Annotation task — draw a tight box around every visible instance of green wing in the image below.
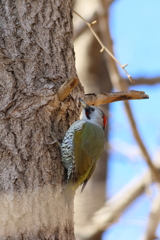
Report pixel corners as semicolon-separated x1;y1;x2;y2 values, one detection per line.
73;122;105;190
81;163;96;192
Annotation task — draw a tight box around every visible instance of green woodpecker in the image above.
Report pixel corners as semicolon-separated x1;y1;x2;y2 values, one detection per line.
61;98;107;196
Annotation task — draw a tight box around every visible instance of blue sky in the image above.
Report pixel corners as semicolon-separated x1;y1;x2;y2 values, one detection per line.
109;0;160;78
103;0;160;239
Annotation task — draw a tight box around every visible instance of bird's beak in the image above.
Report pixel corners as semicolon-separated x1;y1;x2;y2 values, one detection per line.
78;98;90;110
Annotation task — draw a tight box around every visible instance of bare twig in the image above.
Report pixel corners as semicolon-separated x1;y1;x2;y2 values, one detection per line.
141;191;160;240
84;90;149;106
74;0;116;40
96;1;160;183
57;77;79;101
73;10;134;83
73;15;160;82
74;12;97;40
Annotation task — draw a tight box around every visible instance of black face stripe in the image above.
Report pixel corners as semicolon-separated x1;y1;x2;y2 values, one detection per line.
85;108;90;119
85;107;94;119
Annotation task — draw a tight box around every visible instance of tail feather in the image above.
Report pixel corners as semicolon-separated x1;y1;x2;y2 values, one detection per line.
63;183;75;206
81;179;88;193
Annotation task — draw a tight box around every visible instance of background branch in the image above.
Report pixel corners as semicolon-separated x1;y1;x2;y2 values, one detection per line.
141;191;160;240
127;77;160;86
76;168;155;240
96;1;160;183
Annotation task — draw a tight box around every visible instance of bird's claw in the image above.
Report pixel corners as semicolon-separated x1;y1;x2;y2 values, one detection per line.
46;132;61;149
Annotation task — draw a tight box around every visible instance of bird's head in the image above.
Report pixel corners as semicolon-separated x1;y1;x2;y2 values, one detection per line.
79;98;107;130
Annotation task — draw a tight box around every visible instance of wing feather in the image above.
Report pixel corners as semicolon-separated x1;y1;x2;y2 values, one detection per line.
73;122;105;189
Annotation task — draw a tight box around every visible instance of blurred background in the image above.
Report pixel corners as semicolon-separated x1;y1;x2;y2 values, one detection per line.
73;0;160;240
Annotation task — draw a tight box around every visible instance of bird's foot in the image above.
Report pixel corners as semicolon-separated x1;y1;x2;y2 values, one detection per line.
47;132;61;149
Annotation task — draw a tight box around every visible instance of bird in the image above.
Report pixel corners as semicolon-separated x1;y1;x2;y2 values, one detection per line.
61;98;107;200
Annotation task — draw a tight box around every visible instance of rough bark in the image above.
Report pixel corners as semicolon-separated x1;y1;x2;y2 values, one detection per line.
0;0;83;239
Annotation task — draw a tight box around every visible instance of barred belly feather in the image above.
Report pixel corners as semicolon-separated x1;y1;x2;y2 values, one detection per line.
61;99;106;202
61;121;84;182
61;120;105;192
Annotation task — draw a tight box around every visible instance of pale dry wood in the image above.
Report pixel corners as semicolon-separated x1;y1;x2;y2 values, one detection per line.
84;90;149;106
57;77;79;101
141;191;160;240
55;80;149;106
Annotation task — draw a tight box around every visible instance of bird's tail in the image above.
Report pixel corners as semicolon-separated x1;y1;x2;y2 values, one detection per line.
63;183;75;206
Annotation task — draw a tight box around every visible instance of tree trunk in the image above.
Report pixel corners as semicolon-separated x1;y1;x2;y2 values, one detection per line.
0;0;83;239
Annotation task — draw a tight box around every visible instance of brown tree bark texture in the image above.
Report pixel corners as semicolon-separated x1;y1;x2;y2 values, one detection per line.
0;0;83;239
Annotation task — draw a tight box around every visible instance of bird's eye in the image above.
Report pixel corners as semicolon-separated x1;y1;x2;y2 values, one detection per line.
90;107;95;112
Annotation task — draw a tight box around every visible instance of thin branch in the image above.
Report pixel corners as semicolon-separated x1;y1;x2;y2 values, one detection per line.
124;101;160;183
73;10;134;83
56;77;79;101
74;12;97;40
74;0;116;41
127;77;160;86
84;90;149;106
76;168;154;239
141;191;160;240
96;2;160;183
